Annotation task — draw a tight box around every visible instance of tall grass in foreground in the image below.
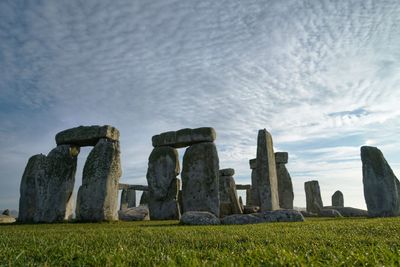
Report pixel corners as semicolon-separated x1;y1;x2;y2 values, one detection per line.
1;217;399;266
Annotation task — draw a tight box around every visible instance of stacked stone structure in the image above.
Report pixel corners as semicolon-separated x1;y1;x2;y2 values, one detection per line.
18;125;122;223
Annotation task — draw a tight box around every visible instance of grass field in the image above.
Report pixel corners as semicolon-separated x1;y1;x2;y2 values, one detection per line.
1;217;399;266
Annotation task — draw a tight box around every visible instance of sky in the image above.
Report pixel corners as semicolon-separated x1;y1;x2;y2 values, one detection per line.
1;0;400;211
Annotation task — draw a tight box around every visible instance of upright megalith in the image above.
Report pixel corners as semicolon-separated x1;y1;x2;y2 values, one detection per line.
256;129;279;211
76;138;122;221
275;152;294;209
332;191;344;207
146;146;180;220
56;125;119;147
219;168;242;217
249;159;259;207
361;146;400;217
120;188;136;210
304;180;323;214
182;142;220;216
18;155;47;222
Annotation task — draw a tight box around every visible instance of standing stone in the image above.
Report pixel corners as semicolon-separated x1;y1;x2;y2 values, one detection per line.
246;189;252;206
219;174;242;217
304;180;323;214
182;142;220;216
146;146;180;220
361;146;400;217
332;190;344;207
35;145;78;223
120;188;136;210
249;159;260;207
76;139;122;221
140;191;150;205
275;152;294;209
256;129;279;211
18;154;46;222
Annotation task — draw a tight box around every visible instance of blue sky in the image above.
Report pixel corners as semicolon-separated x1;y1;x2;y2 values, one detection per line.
1;0;399;210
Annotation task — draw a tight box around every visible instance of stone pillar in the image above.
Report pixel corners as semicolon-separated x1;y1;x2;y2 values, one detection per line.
219;168;242;217
256;129;279;211
249;159;260;207
120;188;136;210
182;142;220;216
246;189;252;206
361;146;400;217
332;190;344;207
304;180;323;214
140;191;149;205
275;152;294;209
76;138;122;221
146;146;180;220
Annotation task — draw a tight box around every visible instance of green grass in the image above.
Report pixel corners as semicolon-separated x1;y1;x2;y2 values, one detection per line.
1;217;399;266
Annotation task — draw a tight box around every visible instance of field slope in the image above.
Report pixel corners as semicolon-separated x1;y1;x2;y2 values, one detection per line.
1;217;399;266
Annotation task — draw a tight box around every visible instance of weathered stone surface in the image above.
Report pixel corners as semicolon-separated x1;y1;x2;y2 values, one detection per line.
180;211;220;225
275;152;288;164
250;168;260;207
305;180;323;214
119;184;148;191
219;168;235;176
146;146;180;220
300;211;318;217
0;215;16;224
76;139;122;221
140;191;150;205
331;207;368;217
361;146;400;217
152;127;216;148
236;184;251;190
276;160;294;209
2;209;10;216
249;159;257;169
182;142;220;216
332;191;344;207
56;125;119;147
120;188;136;210
18;154;46;223
239;196;244;211
256;129;279;211
243;205;260;214
318;209;342;217
222;210;304;225
219;176;242;216
246;189;252;206
118;206;150;221
35;145;77;223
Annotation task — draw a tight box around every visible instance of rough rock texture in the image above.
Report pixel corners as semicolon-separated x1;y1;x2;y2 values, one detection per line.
250;163;260;207
275;152;288;164
56;125;119;147
318;209;342;217
118;206;150;221
0;215;16;224
222;210;304;225
140;191;150;205
331;207;368;217
246;189;252;206
256;129;279;211
18;154;46;222
35;145;78;223
239;196;244;211
180;211;220;225
276;154;294;209
243;206;260;214
219;175;242;217
120;188;136;210
332;191;344;207
76;139;122;221
249;159;257;169
182;142;220;216
152;127;216;148
305;180;323;214
361;146;400;217
219;168;235;176
146;146;180;220
300;211;318;217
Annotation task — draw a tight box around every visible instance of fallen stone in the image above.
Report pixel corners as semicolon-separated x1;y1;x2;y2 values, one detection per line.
76;139;122;222
221;214;264;225
332;191;344;207
180;211;220;225
56;125;119;147
324;206;368;217
243;205;260;214
256;129;279;211
146;146;180;220
182;142;220;216
275;152;288;164
304;180;323;214
118;206;150;221
219;168;235;176
0;215;16;224
276;156;294;209
152;127;216;148
318;209;342;217
300;210;318;217
222;210;304;225
361;146;400;217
